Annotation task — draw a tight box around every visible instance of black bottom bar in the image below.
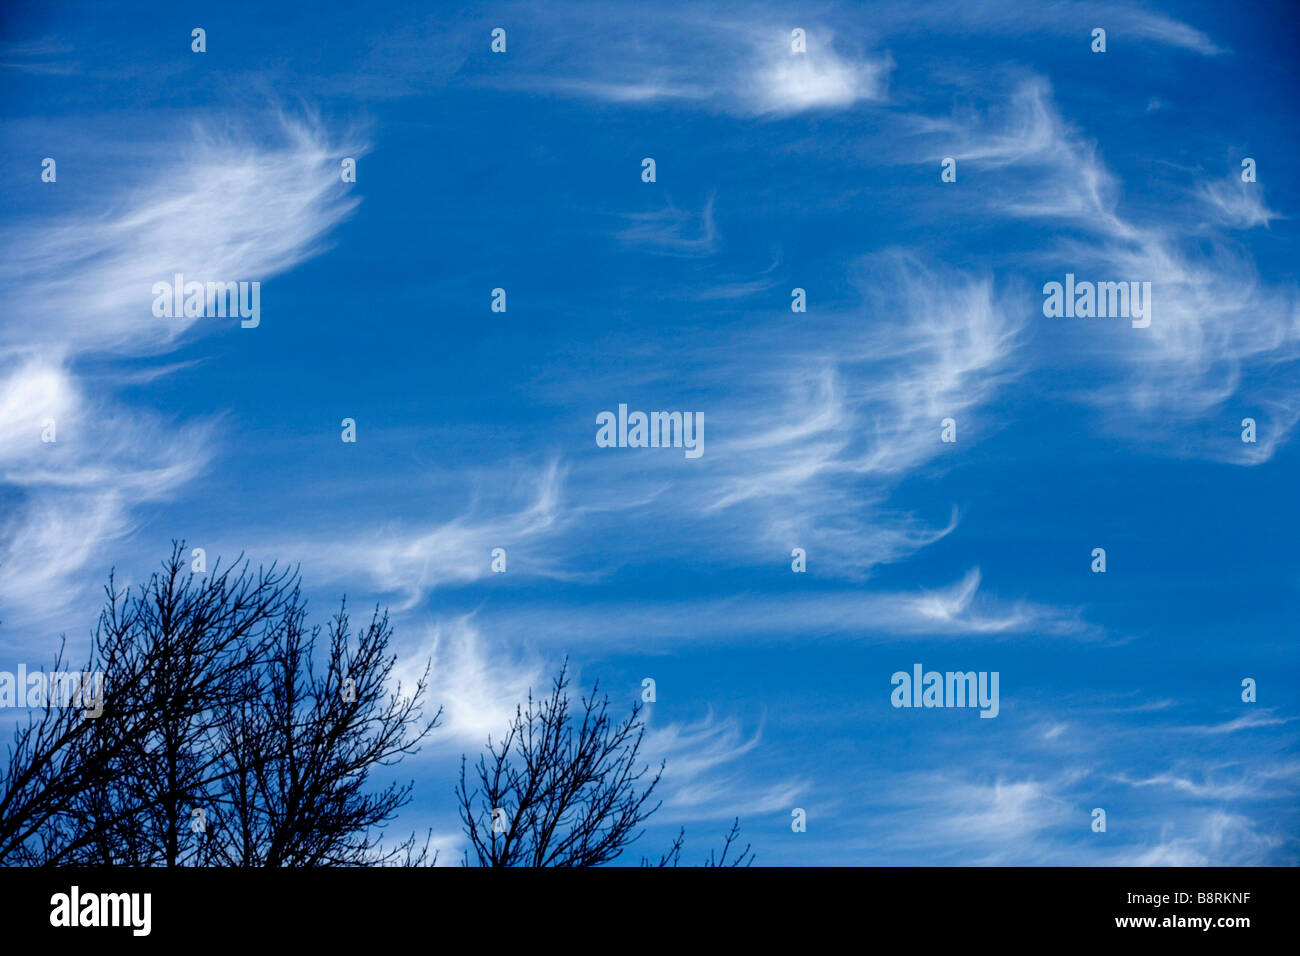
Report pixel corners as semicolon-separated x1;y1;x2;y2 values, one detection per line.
1;866;1292;942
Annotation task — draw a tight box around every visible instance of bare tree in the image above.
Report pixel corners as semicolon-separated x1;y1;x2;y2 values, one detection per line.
207;601;440;866
458;661;756;867
0;636;132;865
1;542;439;867
67;544;301;866
643;818;755;867
457;661;663;866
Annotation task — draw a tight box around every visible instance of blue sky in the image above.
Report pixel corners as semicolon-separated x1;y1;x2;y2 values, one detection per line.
1;0;1298;864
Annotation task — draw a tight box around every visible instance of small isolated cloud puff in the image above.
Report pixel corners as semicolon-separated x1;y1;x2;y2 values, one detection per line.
744;29;891;116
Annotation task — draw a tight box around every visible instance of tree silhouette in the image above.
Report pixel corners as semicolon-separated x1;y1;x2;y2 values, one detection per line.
643;818;755;867
0;543;439;866
458;660;754;867
5;546;753;868
73;545;302;865
0;636;129;865
457;661;662;866
208;601;439;866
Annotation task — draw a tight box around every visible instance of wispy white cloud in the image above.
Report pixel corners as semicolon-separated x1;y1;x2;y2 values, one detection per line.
854;725;1297;864
691;257;782;301
1118;759;1300;802
1199;174;1282;230
863;772;1081;864
617;195;719;258
692;252;1024;574
267;244;1036;608
0;38;81;75
1120;8;1225;55
1179;709;1293;735
535;76;713;105
918;78;1300;462
483;11;890;118
1111;811;1283;866
0;115;366;629
0;355;212;627
282;460;573;610
2;117;364;356
477;567;1095;647
395;616;550;751
646;710;809;822
900;780;1288;866
861;0;1224;56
